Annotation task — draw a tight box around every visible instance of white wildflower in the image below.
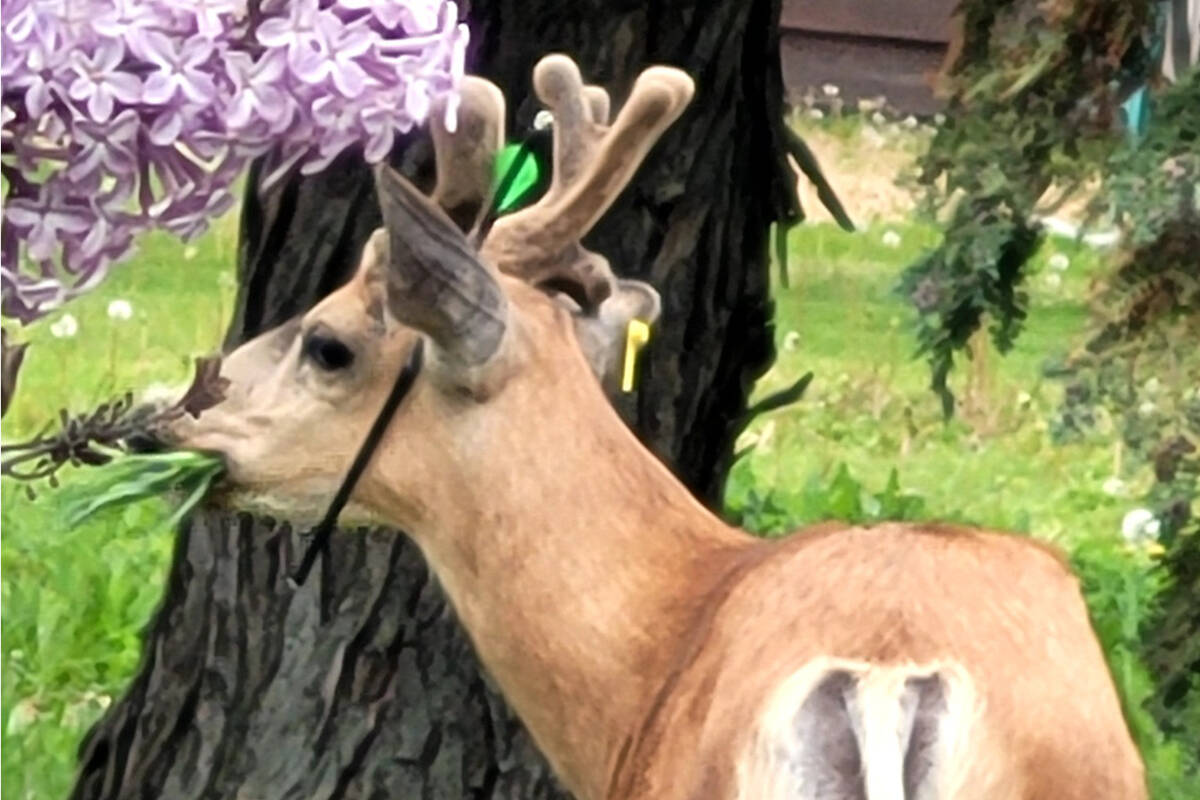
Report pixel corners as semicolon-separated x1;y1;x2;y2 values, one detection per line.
934;113;947;126
821;83;840;97
1143;377;1161;395
1048;253;1070;271
1138;401;1157;417
808;108;825;120
781;330;801;352
49;313;78;338
107;299;133;320
871;111;887;127
1121;508;1161;544
902;115;919;129
1102;476;1126;497
1016;391;1033;407
881;230;902;248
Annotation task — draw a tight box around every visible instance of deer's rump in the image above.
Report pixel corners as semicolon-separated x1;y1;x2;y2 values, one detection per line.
613;523;1146;800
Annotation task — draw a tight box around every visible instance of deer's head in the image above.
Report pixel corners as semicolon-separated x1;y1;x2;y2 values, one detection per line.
155;56;693;526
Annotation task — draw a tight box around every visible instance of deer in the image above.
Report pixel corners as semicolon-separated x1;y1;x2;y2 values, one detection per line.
139;55;1147;800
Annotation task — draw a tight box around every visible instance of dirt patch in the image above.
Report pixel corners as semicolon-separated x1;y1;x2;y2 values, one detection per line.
789;119;927;224
789;117;1104;228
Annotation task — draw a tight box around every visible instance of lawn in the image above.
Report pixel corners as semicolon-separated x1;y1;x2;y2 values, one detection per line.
1;203;1195;796
728;220;1137;543
1;215;239;799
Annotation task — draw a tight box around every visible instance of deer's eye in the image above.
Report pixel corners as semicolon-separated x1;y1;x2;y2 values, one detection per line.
302;333;355;372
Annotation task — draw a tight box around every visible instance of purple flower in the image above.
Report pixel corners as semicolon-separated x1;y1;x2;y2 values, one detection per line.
3;0;61;50
224;49;294;135
309;96;365;168
39;0;95;46
67;40;141;122
259;3;374;97
93;0;166;59
76;213;112;258
141;32;218;106
322;22;374;97
160;188;235;240
66;110;140;185
164;0;246;37
148;109;185;146
256;0;329;83
3;0;467;324
341;0;440;34
1;271;65;320
4;182;93;261
359;91;416;162
14;40;69;117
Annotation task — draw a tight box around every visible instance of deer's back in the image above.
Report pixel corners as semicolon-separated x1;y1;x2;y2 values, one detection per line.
611;522;1146;800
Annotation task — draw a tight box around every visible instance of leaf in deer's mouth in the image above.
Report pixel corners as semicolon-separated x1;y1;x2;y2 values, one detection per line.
0;354;227;490
60;450;224;528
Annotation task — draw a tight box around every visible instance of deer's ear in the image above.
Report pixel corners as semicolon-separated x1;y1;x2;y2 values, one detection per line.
572;279;661;390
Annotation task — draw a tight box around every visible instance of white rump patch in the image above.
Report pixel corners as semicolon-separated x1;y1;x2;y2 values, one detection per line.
737;658;974;800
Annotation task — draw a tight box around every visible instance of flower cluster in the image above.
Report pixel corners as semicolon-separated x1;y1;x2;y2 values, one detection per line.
1;0;468;322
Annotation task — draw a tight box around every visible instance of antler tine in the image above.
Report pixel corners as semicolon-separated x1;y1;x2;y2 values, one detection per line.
430;77;507;232
541;66;694;240
582;85;611;126
481;56;694;311
526;56;608;207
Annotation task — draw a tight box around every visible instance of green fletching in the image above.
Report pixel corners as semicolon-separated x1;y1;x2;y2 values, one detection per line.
493;144;540;213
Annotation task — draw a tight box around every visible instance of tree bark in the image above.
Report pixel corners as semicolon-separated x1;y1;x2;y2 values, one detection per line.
72;1;796;797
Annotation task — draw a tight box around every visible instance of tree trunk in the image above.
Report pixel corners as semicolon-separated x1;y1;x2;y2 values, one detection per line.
71;1;796;796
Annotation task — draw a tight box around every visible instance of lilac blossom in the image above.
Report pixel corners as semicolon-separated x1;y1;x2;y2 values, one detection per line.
67;40;143;122
140;33;218;106
2;0;469;322
4;183;94;262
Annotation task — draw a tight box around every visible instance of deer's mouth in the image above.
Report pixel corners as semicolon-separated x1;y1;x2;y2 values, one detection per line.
124;429;168;454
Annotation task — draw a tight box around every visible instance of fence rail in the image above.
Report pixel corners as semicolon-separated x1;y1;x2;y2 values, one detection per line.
779;0;956;115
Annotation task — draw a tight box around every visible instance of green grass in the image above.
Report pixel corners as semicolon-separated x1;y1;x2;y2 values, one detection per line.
1;218;238;799
729;220;1142;544
1;211;1194;797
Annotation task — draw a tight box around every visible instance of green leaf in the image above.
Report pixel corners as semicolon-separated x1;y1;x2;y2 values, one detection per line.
58;452;223;528
493;144;540;213
825;464;864;520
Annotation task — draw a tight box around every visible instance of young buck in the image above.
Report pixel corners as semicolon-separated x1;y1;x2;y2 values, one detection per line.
149;56;1146;800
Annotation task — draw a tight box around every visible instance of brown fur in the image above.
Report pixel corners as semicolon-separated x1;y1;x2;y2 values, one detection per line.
168;261;1146;799
161;56;1145;800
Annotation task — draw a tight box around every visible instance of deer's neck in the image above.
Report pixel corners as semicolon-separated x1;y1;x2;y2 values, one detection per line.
374;398;752;799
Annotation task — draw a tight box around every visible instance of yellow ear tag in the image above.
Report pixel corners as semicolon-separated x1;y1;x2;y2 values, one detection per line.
622;319;651;393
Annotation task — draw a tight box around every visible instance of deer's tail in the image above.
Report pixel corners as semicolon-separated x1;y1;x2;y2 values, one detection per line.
739;658;975;800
